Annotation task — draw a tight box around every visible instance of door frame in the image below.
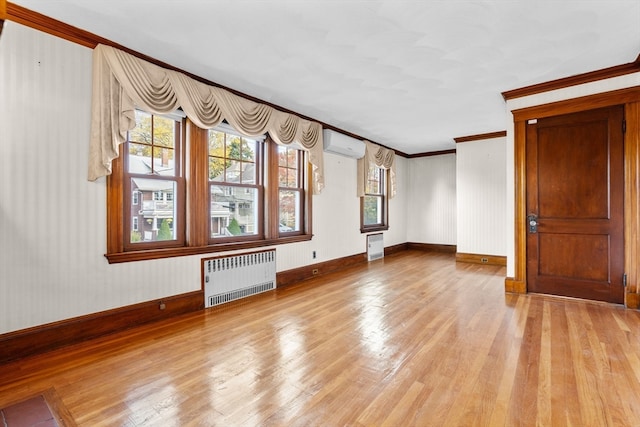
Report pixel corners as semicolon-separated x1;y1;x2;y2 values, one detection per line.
506;86;640;308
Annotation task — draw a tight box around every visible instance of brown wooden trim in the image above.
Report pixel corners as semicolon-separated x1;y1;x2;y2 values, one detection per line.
0;0;6;36
277;253;367;287
0;291;203;365
390;148;410;158
406;149;456;159
385;242;409;256
512;86;640;122
454;131;507;143
7;2;117;49
0;387;77;427
625;101;640;305
267;136;280;237
105;234;313;263
504;277;526;293
43;388;77;427
456;252;506;266
106;155;124;255
407;242;457;253
502;54;640;100
625;292;640;309
186;122;209;247
512;119;527;293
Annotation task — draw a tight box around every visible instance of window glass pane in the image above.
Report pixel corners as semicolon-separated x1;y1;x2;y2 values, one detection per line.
209;157;226;181
152;116;175;148
366;166;381;194
128;143;153;174
209;130;258;184
278;146;299;187
129;110;152;144
128;112;177;176
129;178;177;243
209;130;225;155
278;146;298;167
363;195;382;225
226;135;243;160
279;189;300;232
241;138;256;162
210;185;258;238
225;160;241;182
152;146;175;176
241;161;256;184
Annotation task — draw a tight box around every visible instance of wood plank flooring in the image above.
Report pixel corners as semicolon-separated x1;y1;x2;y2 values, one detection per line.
2;250;640;426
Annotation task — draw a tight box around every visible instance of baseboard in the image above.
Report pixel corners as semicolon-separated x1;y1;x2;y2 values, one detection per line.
277;253;368;288
407;242;457;253
0;291;203;365
385;242;409;256
456;252;506;266
505;277;526;294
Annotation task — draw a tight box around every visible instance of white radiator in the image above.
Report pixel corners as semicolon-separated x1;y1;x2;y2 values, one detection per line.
367;233;384;261
203;249;276;308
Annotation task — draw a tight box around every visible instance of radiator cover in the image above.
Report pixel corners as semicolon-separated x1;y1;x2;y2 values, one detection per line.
203;249;276;308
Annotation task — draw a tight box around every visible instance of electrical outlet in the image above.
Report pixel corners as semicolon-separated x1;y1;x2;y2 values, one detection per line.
159;301;166;310
312;268;319;275
481;258;488;263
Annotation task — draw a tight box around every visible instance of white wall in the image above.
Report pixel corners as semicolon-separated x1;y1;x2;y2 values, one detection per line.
456;137;506;256
406;154;457;245
0;22;411;334
504;72;640;277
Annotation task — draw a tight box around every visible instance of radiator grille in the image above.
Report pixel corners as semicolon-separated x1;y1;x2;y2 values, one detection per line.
367;233;384;261
203;249;276;308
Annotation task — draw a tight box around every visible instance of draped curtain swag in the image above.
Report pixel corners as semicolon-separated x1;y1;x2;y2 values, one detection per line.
357;140;397;199
87;44;325;194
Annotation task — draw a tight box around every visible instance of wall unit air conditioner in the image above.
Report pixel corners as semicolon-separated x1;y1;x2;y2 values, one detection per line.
323;129;366;159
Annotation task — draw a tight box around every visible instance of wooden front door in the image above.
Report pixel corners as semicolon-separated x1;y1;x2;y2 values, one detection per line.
526;105;625;303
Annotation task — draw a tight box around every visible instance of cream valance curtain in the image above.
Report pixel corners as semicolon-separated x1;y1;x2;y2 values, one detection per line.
87;44;325;194
357;140;397;199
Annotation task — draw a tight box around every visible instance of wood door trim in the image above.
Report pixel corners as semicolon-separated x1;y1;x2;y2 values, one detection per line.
624;101;640;308
509;86;640;307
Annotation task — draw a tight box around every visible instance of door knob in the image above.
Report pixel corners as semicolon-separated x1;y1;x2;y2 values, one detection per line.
527;213;538;233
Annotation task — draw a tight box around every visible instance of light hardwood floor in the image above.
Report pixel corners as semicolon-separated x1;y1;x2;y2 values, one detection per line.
2;250;640;426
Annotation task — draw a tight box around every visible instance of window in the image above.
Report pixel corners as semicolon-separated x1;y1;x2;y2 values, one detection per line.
106;112;312;263
278;146;304;234
122;110;185;250
361;165;388;232
208;129;262;241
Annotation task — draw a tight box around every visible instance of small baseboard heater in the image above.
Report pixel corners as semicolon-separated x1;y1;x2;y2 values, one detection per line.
367;233;384;261
203;249;276;308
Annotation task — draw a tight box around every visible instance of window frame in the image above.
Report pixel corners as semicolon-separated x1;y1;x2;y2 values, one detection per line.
121;111;186;252
277;145;306;237
360;165;389;233
207;128;265;243
105;116;313;264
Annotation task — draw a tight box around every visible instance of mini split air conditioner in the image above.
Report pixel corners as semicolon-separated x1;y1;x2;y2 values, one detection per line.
323;129;366;159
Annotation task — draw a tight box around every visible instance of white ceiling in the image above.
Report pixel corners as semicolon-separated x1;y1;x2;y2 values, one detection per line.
12;0;640;154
